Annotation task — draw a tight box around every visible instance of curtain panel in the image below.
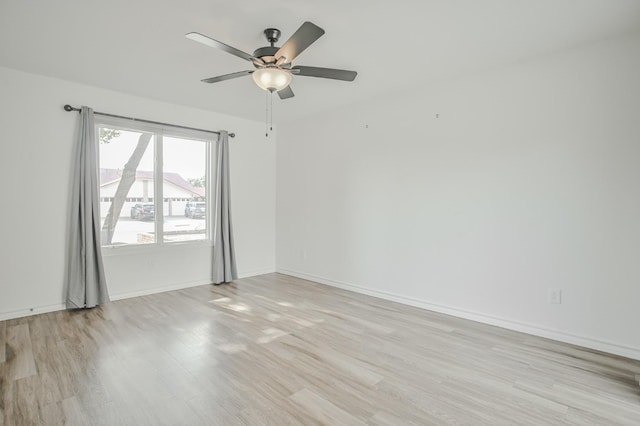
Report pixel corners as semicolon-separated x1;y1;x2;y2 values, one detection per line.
65;106;110;308
212;131;238;284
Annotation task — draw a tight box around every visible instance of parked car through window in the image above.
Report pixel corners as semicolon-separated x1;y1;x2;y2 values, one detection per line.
130;203;155;221
185;202;206;218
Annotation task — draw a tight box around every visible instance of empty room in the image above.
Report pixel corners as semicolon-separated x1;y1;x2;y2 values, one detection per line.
1;0;640;424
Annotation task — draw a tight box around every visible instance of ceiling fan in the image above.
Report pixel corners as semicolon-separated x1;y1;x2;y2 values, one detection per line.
186;22;357;99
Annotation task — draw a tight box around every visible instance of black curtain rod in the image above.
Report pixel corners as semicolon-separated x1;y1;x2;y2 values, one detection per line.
63;105;235;138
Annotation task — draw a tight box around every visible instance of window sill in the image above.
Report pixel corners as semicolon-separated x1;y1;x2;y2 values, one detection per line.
101;239;214;257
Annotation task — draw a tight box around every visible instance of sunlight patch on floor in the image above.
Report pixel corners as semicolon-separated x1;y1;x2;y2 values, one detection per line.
257;328;290;344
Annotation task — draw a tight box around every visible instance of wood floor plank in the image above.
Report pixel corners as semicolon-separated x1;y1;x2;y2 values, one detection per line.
39;401;64;426
4;375;41;425
40;396;89;426
1;273;639;425
280;334;385;387
0;365;5;426
4;324;36;381
290;388;367;426
0;322;6;363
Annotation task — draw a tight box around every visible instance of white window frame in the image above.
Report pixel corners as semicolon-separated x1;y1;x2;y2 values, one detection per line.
95;115;216;253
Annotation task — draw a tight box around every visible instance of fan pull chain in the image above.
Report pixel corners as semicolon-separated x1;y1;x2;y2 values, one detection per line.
270;91;274;132
265;90;269;137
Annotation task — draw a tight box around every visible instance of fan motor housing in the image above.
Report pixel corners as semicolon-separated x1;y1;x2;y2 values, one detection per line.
252;46;288;67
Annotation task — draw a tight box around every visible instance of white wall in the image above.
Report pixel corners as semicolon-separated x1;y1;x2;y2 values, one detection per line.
0;66;275;319
276;33;640;359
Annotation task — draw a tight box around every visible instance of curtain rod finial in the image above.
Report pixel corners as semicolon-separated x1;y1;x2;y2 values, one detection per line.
64;105;73;111
229;133;235;138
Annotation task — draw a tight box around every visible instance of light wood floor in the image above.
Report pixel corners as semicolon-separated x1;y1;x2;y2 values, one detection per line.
1;273;640;425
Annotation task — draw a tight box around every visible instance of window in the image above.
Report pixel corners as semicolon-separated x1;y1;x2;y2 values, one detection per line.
96;117;215;247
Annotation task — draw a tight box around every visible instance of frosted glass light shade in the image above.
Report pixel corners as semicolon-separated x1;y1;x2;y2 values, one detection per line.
252;68;292;92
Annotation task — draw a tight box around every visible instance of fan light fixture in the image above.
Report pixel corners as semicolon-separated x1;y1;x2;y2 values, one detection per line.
252;68;292;92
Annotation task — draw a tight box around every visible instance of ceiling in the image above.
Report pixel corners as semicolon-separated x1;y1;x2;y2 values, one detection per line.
2;0;640;123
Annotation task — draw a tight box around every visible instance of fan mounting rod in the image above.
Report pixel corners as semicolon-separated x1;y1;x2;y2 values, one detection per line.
264;28;281;46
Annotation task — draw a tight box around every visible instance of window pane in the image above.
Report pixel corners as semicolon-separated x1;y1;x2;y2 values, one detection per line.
99;127;155;245
163;136;207;242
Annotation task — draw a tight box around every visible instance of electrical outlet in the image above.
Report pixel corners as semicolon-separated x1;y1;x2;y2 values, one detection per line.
548;289;562;304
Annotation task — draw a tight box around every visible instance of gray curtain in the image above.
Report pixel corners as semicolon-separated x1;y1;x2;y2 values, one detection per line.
65;106;110;308
212;131;238;284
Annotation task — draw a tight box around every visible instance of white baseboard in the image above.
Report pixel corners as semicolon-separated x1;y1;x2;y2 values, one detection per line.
0;303;66;321
111;268;276;300
0;268;276;321
0;279;212;321
238;268;276;279
277;268;640;361
110;279;214;301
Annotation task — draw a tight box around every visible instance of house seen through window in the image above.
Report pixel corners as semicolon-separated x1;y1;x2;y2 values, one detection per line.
97;118;213;247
